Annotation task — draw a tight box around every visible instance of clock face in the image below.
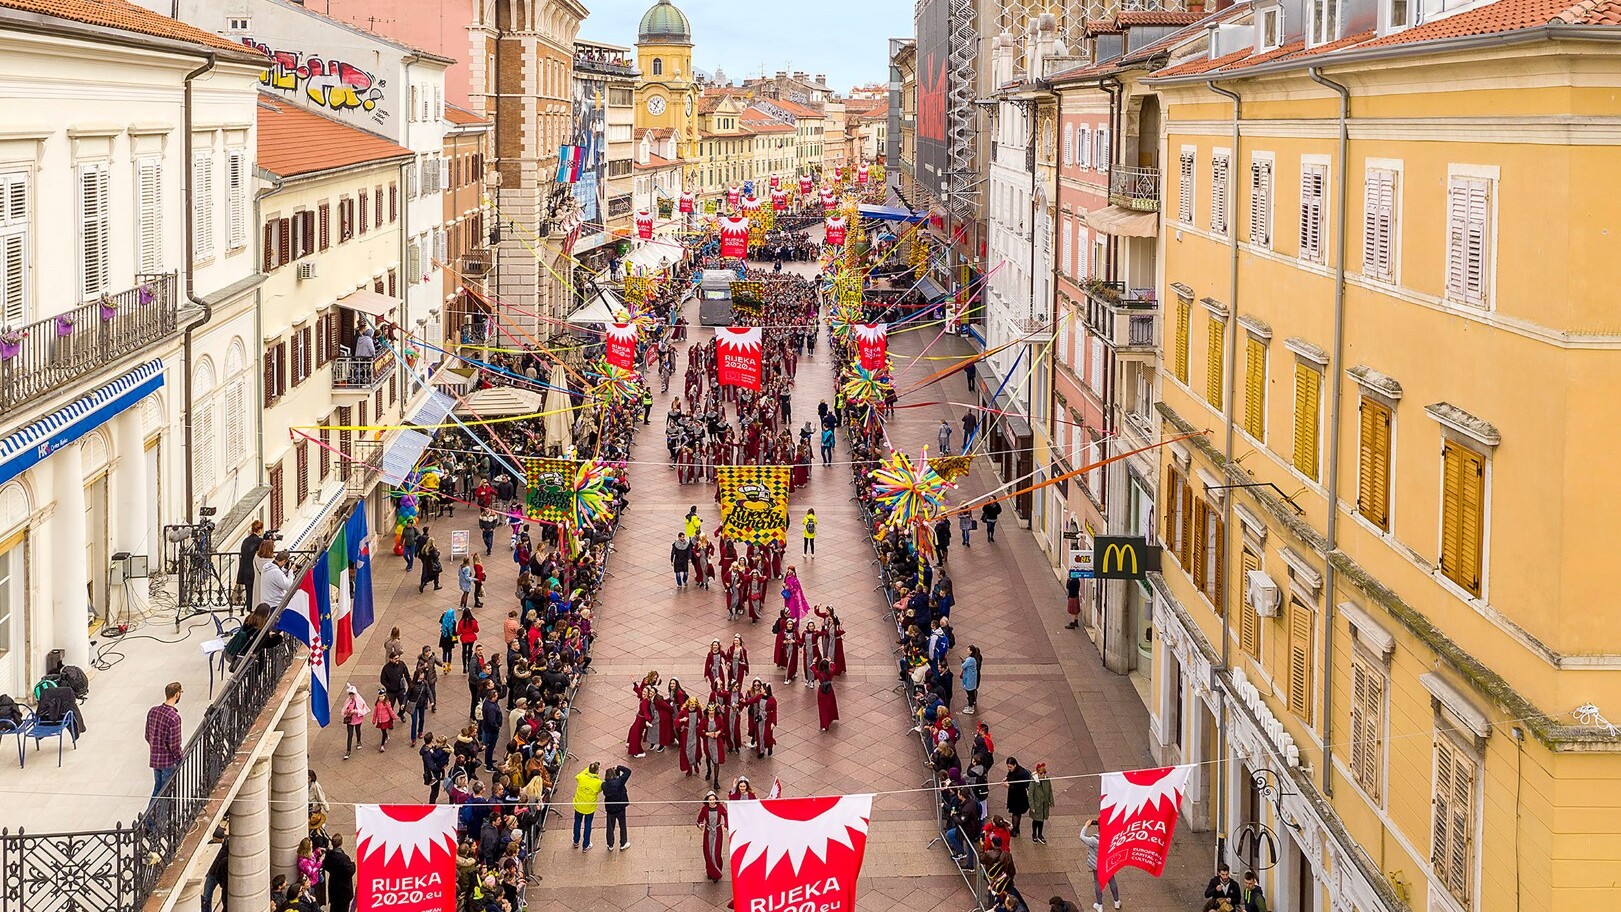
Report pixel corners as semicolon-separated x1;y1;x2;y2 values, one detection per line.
647;95;668;116
685;95;694;116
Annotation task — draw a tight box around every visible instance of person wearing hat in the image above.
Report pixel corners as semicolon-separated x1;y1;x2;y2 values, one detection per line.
1028;762;1054;844
728;776;758;801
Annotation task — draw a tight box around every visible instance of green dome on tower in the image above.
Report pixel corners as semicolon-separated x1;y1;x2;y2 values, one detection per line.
638;0;692;44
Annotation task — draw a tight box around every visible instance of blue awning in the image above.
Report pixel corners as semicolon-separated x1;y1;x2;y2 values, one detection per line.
917;278;950;303
858;204;925;224
0;359;166;486
408;390;457;429
380;429;434;487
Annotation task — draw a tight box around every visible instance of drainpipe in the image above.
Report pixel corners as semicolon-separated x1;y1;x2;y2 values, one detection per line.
1101;76;1122;276
181;53;219;523
1309;66;1351;799
1207;77;1241;867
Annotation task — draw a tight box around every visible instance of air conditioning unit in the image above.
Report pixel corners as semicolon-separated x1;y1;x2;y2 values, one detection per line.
298;261;318;280
1246;569;1281;617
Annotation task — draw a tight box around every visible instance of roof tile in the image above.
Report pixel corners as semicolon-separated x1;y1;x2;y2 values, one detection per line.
0;0;256;54
257;93;412;179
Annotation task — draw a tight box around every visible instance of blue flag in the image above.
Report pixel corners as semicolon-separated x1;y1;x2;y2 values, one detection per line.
346;506;375;638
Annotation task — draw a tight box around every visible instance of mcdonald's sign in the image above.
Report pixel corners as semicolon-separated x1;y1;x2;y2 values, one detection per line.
1092;536;1161;580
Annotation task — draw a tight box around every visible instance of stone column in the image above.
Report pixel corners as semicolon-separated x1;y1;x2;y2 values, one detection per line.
171;874;203;912
270;680;311;880
227;754;273;911
110;406;150;560
49;441;90;669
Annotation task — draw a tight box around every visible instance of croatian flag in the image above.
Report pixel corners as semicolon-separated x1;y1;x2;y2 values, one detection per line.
276;554;333;726
556;146;582;183
347;506;375;640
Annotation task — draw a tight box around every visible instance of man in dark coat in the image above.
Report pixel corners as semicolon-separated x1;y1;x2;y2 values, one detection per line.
601;765;633;850
322;833;356;912
1004;757;1033;837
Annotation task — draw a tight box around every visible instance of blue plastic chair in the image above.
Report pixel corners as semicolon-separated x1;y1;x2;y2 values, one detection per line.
22;709;77;767
0;716;28;767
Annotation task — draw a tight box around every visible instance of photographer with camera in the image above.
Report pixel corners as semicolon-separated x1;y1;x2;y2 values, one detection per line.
236;520;264;604
255;546;295;611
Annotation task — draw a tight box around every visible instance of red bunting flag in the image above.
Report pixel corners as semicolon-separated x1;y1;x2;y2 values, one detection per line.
604;323;638;370
857;165;870;185
719;217;751;259
771;189;788;212
853;323;886;370
716;326;763;390
355;805;457;912
727;186;742;209
1097;766;1193;889
634;211;653;239
729;795;873;912
799;174;814;195
824;217;847;247
679;192;695;214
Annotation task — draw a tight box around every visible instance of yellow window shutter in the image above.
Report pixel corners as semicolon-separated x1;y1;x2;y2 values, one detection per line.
1191;498;1209;590
1211;516;1226;612
1441;443;1485;596
1287;599;1314;722
1207;319;1225;409
1175;300;1190;383
1432;738;1455;869
1362;667;1384;801
1358;400;1392;530
1164;466;1181;551
1447;747;1475;900
1244;337;1266;439
1179;479;1195;568
1349;661;1367;786
1293;364;1321;480
1240;547;1261;656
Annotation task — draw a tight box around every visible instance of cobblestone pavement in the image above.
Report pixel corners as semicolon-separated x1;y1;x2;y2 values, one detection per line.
311;258;1207;912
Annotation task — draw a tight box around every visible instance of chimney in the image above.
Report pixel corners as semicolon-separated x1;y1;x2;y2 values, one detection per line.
815;74;826;85
776;70;788;79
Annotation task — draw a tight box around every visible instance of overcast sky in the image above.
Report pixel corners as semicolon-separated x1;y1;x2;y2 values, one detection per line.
578;0;910;92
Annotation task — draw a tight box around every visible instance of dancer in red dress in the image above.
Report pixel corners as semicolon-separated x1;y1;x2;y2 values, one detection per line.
728;776;758;802
703;640;728;691
815;659;840;731
697;793;728;882
627;684;655;757
700;704;729;790
781;617;801;683
799;619;822;686
675;697;704;777
743;680;777;757
771;609;791;669
816;606;847;676
726;634;749;686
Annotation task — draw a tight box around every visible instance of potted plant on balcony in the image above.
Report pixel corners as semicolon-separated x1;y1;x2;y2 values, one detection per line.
0;329;22;361
138;283;155;306
98;294;118;322
55;313;75;338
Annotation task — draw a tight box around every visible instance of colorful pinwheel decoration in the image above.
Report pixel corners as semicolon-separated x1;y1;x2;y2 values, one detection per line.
869;448;951;533
572;459;614;528
590;362;645;405
841;365;892;408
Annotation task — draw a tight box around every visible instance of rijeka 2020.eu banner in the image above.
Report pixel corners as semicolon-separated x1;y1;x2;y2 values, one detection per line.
728;795;874;912
355;804;457;912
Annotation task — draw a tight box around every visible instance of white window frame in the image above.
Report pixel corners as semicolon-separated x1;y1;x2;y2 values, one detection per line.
77;161;111;302
1299;158;1329;265
1363;160;1402;284
1444;165;1497;310
1249;153;1274;248
1079;126;1091;169
192;150;215;261
1061;219;1074;276
1210;149;1231;237
134;157;163;274
1310;0;1343;46
0;170;28;327
1178;147;1196;224
1259;6;1283;49
1063;124;1074;165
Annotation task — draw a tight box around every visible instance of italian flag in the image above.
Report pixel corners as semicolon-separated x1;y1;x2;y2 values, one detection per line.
330;522;354;666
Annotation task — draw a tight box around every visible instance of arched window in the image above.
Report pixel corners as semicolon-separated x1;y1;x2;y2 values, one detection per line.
652;58;663;76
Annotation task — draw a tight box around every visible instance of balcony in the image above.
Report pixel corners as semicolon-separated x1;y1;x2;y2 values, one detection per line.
0;273;178;412
460;250;492;277
1084;280;1158;355
332;348;396;392
573;52;637;78
1109;166;1161;212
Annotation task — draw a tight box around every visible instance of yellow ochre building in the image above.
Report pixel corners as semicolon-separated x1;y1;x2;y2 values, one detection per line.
1136;0;1621;910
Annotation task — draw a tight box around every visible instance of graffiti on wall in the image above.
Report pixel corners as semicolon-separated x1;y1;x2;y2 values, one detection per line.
242;39;390;124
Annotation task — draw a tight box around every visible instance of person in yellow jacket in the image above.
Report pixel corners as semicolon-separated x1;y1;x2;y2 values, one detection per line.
685;506;703;541
571;761;604;850
802;510;817;557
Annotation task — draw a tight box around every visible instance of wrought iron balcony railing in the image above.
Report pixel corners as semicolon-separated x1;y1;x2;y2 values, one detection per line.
0;273;178;411
332;349;396;392
1109;166;1161;212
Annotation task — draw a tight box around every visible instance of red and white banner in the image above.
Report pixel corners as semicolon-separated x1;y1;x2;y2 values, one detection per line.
742;195;763;214
770;173;781;189
853;323;886;371
635;211;654;239
821;192;838;213
833;166;844;182
823;217;847;247
719;217;751;259
680;192;695;214
729;795;873;912
605;323;638;370
727;186;742;209
716;326;763;391
857;165;870;185
771;189;789;211
799;175;814;195
1097;766;1193;889
355;804;457;912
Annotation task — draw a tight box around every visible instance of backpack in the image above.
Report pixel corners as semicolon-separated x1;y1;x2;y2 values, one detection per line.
805;517;816;536
0;694;20;727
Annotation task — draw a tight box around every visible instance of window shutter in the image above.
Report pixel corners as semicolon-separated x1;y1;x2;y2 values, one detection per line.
227;150;247;249
1440;443;1485;595
1293;363;1321;480
1432;736;1475;904
1178;152;1194;223
277;218;291;266
1;172;29;326
263;345;276;407
301;326;313;380
1209;515;1225;610
1249;160;1271;247
1178;478;1194;569
296;441;309;504
1240;548;1261;657
226;380;245;463
1191;499;1209;590
1206;318;1225;409
319;203;331;250
1350;659;1369;789
276;342;287;398
409;240;422;279
1244;337;1266;439
1210;154;1229;235
319;423;331;481
1357;399;1392;530
1447;178;1490;306
79;163;110;300
136;159;163;273
1300;165;1325;263
1364;169;1395;282
1287;599;1314;722
374;185;384;228
268;462;284;530
193;152;214;260
1174;299;1190;383
195;399;215;495
338;406;353;481
390;183;398;222
1164;467;1182;555
358;190;370;235
1063;125;1073;164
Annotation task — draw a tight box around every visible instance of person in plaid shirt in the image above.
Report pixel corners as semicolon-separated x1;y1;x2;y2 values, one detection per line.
145;682;184;794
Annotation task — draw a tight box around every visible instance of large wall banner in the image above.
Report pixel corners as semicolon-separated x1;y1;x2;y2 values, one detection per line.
355;804;458;912
1097;765;1193;888
915;0;952;198
605;323;639;370
718;465;790;545
716;326;763;390
729;795;874;912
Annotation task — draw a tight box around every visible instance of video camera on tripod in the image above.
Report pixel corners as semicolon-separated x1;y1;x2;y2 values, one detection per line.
164;507;226;612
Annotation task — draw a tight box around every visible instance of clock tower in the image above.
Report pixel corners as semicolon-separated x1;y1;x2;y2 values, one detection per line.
635;0;697;142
